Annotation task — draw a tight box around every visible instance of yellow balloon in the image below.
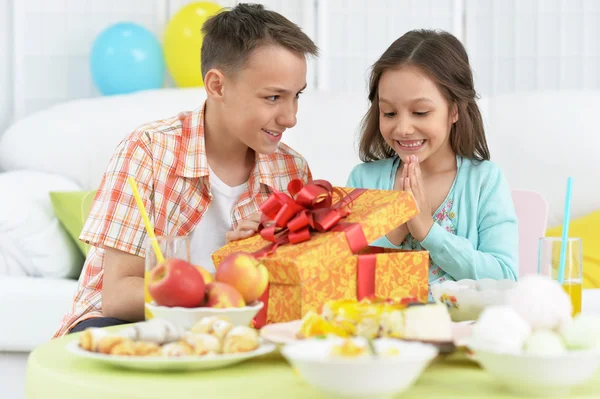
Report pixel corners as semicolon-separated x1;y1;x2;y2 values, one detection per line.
164;2;224;87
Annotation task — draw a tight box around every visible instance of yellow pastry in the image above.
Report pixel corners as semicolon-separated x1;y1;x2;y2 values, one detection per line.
97;335;128;355
109;339;137;356
78;328;110;352
183;333;222;355
222;326;259;354
161;341;194;357
190;316;231;335
133;341;162;356
211;319;234;341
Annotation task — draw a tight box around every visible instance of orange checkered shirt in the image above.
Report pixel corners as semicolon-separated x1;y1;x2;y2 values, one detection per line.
54;104;311;337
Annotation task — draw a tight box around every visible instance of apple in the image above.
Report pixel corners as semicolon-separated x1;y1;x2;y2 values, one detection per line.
195;265;213;284
215;252;269;303
148;258;206;308
205;282;245;308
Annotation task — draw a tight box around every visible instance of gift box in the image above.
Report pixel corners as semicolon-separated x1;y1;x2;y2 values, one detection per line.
212;180;429;326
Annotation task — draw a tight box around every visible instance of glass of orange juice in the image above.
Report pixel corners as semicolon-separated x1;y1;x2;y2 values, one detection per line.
144;235;191;320
537;237;583;316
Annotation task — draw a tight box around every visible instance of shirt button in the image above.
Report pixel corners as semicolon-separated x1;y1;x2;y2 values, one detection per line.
449;211;456;219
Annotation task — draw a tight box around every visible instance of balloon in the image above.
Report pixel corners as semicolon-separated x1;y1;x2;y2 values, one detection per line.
164;2;223;87
90;22;165;95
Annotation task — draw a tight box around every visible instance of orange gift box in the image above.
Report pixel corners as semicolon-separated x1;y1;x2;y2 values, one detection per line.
212;182;429;325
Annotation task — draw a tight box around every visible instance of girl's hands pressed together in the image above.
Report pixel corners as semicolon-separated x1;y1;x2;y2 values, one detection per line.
404;155;434;241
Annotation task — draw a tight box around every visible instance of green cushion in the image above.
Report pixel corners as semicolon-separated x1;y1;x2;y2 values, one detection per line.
49;190;97;256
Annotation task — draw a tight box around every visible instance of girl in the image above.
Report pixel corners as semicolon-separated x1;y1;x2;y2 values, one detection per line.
347;30;518;289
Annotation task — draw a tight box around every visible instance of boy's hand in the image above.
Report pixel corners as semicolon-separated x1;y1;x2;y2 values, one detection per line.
225;212;262;243
404;156;434;242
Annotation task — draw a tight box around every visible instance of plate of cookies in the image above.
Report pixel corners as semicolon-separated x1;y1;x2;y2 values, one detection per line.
67;317;276;371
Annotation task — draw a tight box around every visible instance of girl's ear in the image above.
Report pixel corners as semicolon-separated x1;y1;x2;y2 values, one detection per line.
451;102;459;124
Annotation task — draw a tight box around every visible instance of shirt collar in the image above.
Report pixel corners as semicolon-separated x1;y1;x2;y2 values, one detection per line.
175;101;276;191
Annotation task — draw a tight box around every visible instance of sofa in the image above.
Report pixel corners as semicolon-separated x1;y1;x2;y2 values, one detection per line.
0;88;599;353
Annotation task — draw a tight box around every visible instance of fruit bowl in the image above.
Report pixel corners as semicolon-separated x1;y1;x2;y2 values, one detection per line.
430;278;516;322
281;337;438;399
146;301;264;329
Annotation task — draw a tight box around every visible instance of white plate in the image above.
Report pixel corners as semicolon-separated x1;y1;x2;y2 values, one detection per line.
261;320;474;348
66;339;276;371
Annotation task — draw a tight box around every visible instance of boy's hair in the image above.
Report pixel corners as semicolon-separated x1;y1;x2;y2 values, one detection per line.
201;3;319;79
358;29;490;163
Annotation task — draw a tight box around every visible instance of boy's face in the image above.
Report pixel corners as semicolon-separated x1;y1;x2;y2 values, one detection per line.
220;45;308;154
378;64;458;165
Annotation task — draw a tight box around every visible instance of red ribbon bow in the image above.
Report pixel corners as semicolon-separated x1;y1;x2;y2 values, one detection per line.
252;179;367;258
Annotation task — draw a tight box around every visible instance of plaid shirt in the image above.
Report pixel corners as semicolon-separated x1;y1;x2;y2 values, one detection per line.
54;104;311;337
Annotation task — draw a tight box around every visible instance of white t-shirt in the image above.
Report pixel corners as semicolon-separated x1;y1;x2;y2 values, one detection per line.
190;167;247;273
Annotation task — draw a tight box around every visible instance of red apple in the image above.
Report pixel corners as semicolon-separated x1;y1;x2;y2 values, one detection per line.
215;252;269;303
205;282;245;308
148;258;206;308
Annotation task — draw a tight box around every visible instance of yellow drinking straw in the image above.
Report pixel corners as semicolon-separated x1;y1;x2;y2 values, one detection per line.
127;177;165;264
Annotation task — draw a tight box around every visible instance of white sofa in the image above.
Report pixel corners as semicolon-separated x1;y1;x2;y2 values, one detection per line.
0;88;599;353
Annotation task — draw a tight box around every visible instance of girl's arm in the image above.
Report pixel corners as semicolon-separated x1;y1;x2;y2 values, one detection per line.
346;164;410;247
420;167;519;281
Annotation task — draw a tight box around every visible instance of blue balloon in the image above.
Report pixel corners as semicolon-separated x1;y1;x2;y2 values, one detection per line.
90;22;165;95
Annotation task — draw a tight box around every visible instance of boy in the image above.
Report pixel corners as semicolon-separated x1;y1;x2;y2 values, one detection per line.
54;3;318;337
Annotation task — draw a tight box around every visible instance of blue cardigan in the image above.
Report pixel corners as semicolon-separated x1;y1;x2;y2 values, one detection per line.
346;156;519;282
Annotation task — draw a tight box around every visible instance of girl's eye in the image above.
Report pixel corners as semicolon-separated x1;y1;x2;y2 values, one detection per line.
266;95;279;102
413;111;429;116
295;91;304;99
382;112;396;118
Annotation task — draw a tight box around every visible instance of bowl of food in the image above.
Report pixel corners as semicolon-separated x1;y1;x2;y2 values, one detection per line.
430;278;517;321
146;301;263;330
281;337;438;398
466;276;600;396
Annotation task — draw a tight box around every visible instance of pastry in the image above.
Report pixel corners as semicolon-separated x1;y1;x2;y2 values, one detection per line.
183;333;222;355
109;339;137;356
97;335;129;355
161;341;194;357
133;341;162;356
78;327;110;352
119;319;184;344
190;316;231;335
222;326;259;354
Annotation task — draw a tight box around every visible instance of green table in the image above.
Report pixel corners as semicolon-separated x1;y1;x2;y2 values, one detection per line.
26;331;600;399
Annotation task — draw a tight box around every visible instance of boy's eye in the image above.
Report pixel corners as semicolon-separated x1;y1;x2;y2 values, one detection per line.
266;95;279;102
295;91;304;99
413;111;429;116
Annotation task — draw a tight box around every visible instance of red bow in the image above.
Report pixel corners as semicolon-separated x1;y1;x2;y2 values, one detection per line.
252;179;367;258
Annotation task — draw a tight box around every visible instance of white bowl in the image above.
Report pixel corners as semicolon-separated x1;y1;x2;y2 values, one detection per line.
281;337;438;398
431;279;517;322
145;301;263;329
469;344;600;397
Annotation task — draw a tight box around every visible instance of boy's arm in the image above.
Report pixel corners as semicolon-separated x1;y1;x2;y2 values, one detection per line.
80;134;156;321
102;247;145;321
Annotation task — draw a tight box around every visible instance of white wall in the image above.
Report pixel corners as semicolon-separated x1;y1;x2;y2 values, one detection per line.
0;0;13;134
2;0;600;133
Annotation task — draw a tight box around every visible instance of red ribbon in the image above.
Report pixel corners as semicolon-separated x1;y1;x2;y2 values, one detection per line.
251;179;369;327
252;179;368;258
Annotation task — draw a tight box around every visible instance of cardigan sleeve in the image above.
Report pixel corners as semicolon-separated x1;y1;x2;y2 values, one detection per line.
420;166;519;281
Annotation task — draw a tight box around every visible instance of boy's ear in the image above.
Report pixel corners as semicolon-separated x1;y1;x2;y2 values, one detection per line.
204;69;225;100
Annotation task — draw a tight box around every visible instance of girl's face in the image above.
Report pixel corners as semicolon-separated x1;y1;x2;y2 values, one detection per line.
378;64;458;165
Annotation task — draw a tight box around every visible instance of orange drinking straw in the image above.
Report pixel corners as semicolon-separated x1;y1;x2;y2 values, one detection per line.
127;177;165;264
